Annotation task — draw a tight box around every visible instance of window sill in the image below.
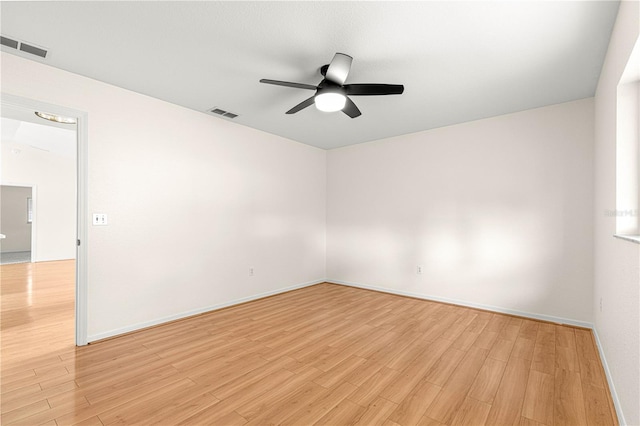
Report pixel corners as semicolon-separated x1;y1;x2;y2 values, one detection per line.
613;234;640;244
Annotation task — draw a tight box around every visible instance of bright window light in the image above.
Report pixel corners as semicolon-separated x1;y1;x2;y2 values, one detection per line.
614;35;639;242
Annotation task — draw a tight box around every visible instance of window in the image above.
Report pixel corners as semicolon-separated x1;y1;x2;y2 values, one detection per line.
27;197;33;223
614;36;640;243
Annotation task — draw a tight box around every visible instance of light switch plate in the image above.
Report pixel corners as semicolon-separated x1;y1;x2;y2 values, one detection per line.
92;213;108;225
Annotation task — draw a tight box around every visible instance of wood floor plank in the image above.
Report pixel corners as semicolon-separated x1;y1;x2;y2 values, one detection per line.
423;346;466;386
535;327;556;347
500;318;522;340
464;313;491;334
57;374;188;425
1;399;50;424
556;346;580;372
313;399;366;425
46;388;89;409
196;354;289;398
488;338;516;361
582;383;617;426
554;368;588;426
82;363;182;405
379;338;452;404
452;330;479;351
214;367;296;412
484;314;509;333
555;326;576;349
579;356;607;388
0;368;37;386
133;389;220;425
341;359;384;387
387;378;441;425
450;397;491;426
1;365;69;394
575;329;606;389
17;398;91;426
511;336;536;361
313;355;367;388
74;416;105;426
468;357;507;404
522;369;554;425
347;366;400;407
532;339;556;375
236;365;321;420
179;408;247;426
473;330;499;350
1;380;77;414
1;383;42;409
385;337;431;371
417;415;447;426
1;263;619;426
518;320;540;340
575;329;598;360
353;396;398;426
425;347;488;424
280;381;357;426
100;379;201;425
485;356;531;425
520;416;547;426
244;381;326;426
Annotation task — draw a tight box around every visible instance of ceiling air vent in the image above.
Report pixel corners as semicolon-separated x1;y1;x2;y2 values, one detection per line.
1;34;48;58
1;36;19;49
19;42;47;58
207;107;239;119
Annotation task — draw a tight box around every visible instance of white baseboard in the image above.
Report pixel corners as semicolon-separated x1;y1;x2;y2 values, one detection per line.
591;328;626;425
87;278;325;342
328;279;593;328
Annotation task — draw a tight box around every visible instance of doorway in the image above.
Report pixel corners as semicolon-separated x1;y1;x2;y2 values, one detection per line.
0;94;88;345
0;185;33;264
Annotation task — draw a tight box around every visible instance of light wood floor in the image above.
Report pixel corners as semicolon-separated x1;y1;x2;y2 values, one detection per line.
1;260;618;425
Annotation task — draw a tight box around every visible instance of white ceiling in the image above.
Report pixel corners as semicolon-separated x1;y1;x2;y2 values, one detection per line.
0;1;619;150
1;116;77;159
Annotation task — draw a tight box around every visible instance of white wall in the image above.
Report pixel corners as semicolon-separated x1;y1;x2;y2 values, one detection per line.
1;52;327;341
1;120;77;261
0;185;32;252
594;1;640;424
328;98;594;324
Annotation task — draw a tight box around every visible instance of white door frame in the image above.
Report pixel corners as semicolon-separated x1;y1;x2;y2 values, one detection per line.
1;93;89;346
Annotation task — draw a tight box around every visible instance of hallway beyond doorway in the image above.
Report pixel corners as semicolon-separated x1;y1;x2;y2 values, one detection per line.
0;251;31;265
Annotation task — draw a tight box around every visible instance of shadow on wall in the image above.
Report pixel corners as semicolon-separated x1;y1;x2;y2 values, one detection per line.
328;193;591;323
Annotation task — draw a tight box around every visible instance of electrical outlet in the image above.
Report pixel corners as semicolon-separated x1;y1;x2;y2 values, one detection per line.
417;265;423;274
92;213;108;226
249;267;254;277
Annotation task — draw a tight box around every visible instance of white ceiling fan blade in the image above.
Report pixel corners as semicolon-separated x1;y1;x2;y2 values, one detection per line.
325;53;353;85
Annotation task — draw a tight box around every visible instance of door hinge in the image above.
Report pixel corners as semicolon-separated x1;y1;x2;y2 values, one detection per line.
77;239;81;246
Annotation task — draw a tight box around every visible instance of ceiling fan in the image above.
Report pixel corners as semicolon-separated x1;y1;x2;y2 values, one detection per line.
260;53;404;118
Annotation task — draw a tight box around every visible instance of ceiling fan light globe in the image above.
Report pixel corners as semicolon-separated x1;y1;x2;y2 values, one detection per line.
315;92;347;112
34;111;77;124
